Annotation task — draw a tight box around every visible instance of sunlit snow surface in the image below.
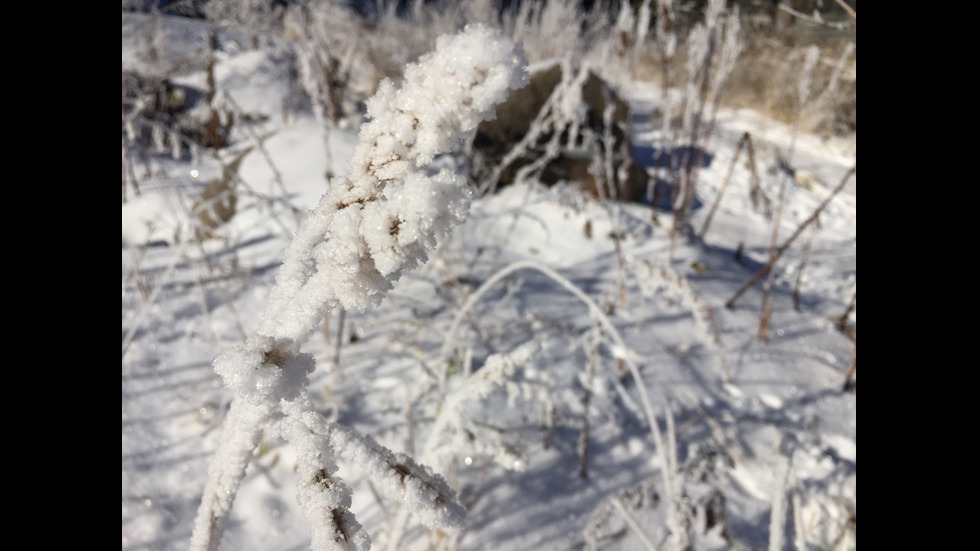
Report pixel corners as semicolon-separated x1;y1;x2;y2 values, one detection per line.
123;12;854;551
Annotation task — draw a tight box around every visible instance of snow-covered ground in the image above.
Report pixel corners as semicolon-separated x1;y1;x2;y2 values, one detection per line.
122;9;855;551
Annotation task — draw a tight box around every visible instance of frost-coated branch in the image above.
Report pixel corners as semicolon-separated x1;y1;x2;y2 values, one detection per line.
425;339;542;469
190;24;527;551
262;24;528;340
386;339;545;551
436;260;667;463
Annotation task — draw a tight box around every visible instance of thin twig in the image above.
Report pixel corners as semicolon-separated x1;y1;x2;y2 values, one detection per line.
725;166;855;309
833;0;856;20
700;132;748;238
778;3;853;29
836;291;857;338
122;247;182;363
220;90;299;221
610;497;658;551
579;324;601;479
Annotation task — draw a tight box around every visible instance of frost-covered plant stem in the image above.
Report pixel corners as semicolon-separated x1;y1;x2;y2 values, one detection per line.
592;97;629;312
424;259;686;546
578;323;602;478
681;6;742;227
632;0;653;68
768;456;791;551
191;400;275;551
663;403;688;549
386;338;543;551
436;260;671;481
669;0;739;256
441;263;637;409
189;25;527;551
611;497;658;550
792;489;807;551
648;0;676;207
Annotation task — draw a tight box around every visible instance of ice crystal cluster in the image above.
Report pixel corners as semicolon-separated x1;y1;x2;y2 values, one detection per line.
191;24;527;551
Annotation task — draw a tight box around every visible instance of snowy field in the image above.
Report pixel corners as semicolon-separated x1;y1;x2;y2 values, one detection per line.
122;5;856;550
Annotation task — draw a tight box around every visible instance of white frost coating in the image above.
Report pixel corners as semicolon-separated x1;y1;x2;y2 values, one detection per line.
768;456;791;551
256;23;527;343
191;25;528;551
282;399;371;551
279;397;466;536
327;423;467;532
189;399;275;551
361;170;470;277
212;336;315;405
423;340;542;473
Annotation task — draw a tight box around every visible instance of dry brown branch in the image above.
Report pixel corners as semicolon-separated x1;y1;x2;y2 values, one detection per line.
699;132;749;238
725;166;855;310
834;0;856;20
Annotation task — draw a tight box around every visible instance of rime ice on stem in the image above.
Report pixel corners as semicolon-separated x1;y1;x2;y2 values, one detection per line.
190;24;527;551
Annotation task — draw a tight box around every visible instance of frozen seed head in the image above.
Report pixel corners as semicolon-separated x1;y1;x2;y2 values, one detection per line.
259;24;527;338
